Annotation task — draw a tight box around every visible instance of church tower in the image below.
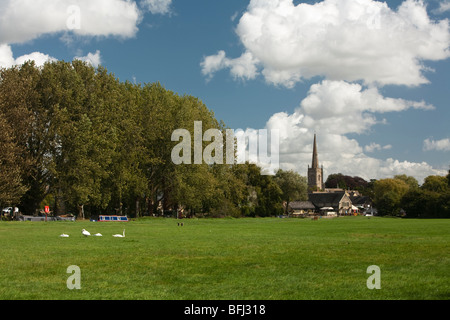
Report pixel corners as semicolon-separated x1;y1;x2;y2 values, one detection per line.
308;134;323;191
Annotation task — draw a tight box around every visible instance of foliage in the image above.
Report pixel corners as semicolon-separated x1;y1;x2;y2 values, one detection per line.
0;113;29;205
0;65;35;207
373;178;409;216
422;175;448;193
274;169;308;214
393;174;419;190
0;62;298;218
401;173;450;218
324;173;368;191
373;173;450;218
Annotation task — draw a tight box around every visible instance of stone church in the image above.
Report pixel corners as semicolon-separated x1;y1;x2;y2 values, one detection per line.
305;134;354;216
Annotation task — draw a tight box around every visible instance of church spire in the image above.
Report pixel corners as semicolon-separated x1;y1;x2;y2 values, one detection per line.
307;133;323;191
312;134;319;169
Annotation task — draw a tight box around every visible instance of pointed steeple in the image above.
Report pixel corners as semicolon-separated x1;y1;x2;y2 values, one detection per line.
312;134;319;169
308;133;323;191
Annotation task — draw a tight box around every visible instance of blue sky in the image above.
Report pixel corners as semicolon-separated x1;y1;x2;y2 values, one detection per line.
1;0;449;183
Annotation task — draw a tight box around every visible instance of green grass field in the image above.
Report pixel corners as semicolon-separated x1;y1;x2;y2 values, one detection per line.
0;216;448;300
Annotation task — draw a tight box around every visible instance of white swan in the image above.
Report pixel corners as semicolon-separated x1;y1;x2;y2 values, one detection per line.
60;233;69;238
93;233;102;237
112;229;125;238
82;229;91;237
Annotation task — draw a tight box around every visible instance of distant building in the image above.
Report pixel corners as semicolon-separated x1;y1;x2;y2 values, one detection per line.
307;134;324;191
304;134;356;216
287;201;316;217
308;192;353;216
348;191;372;213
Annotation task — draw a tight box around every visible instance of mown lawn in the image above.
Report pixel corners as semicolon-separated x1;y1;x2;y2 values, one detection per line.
0;216;448;300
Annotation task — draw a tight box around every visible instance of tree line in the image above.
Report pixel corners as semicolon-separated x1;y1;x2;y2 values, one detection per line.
325;172;450;218
0;61;308;219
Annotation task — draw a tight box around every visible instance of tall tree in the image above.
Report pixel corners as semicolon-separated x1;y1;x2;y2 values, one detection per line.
394;174;419;190
0;63;38;213
421;175;448;193
239;163;283;217
373;178;409;216
401;174;450;218
0;113;28;206
274;169;308;214
324;173;368;190
40;61;116;218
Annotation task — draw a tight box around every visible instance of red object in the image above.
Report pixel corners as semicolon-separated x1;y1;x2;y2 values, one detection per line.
44;206;50;213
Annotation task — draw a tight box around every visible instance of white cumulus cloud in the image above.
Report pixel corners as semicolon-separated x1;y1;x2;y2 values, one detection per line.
423;138;450;151
0;44;15;67
141;0;172;15
201;50;259;81
436;1;450;13
74;50;102;68
296;80;433;135
0;0;141;44
202;0;450;88
0;44;57;68
0;1;147;68
262;80;443;183
364;143;392;153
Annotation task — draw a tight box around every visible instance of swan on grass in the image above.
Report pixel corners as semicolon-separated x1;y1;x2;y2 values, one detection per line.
82;229;91;237
93;233;102;236
112;229;125;238
60;233;69;238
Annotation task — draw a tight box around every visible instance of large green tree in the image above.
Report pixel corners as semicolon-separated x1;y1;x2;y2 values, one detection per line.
38;62;115;218
0;64;39;212
274;169;308;214
373;178;409;216
422;175;448;193
324;173;368;190
401;173;450;218
238;163;283;217
0;113;28;206
394;174;419;190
